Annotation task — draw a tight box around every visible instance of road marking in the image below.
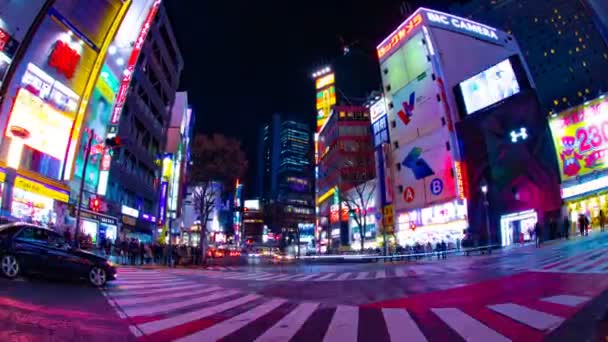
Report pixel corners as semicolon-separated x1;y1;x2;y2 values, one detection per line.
107;283;202;297
273;274;304;281
432;308;510;342
175;299;286;342
111;281;194;291
123;289;241;317
394;268;407;278
355;272;368;280
113;278;186;285
113;286;220;306
541;295;590;307
128;325;143;337
572;255;608;273
314;273;336;281
255;274;289;281
382;308;427;342
376;270;387;279
323;306;358;342
295;274;321;281
488;303;564;331
255;302;320;342
137;294;261;335
335;272;352;281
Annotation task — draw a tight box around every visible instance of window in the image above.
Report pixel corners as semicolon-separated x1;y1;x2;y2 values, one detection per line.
396;163;401;171
393;140;399;149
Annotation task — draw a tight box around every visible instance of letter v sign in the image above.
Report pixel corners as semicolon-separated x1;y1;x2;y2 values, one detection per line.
397;92;415;125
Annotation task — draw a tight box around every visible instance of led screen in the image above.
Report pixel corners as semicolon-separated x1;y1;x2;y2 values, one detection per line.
459;59;520;115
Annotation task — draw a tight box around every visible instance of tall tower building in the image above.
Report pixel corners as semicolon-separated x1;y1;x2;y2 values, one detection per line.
451;0;608;114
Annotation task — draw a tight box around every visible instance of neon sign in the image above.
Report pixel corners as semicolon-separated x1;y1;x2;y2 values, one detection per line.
315;73;335;89
48;40;81;79
425;11;499;42
110;0;162;125
454;161;467;199
562;175;608;199
377;12;423;59
510;127;528;143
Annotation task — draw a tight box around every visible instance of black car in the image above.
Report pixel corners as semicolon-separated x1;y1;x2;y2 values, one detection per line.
0;223;116;286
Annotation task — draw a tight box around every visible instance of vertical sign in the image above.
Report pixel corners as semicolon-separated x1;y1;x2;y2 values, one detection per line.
158;181;168;225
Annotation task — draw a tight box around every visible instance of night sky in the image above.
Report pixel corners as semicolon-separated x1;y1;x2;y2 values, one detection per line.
165;0;459;190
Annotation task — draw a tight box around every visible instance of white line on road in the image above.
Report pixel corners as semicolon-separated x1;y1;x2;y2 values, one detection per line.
106;283;202;298
382;308;427;342
294;274;321;281
335;272;352;281
394;268;407;278
137;294;261;335
376;270;387;279
488;303;564;331
124;289;241;317
323;306;359;342
355;272;368;280
114;286;221;306
113;278;187;286
175;299;287;342
541;295;590;307
109;280;195;291
255;302;320;342
314;273;336;281
432;308;510;342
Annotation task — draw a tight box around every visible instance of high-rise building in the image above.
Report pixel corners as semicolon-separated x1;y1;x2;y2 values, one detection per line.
256;114;314;236
104;2;183;243
451;0;608;115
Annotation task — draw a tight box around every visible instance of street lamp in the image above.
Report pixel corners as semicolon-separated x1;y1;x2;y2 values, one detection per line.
480;179;491;253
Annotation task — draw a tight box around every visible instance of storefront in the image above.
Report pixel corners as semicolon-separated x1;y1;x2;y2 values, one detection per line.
549;93;608;235
500;209;537;246
9;174;69;226
395;199;467;247
75;209;118;245
121;214;153;243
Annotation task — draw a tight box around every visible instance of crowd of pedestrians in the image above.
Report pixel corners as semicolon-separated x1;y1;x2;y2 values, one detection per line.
98;238;205;266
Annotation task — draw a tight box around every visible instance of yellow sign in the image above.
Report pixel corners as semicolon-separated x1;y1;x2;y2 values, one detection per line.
316;86;336;131
0;170;6;183
315;73;335;89
383;205;394;226
317;187;336;205
549;97;608;181
14;176;69;203
122;215;136;226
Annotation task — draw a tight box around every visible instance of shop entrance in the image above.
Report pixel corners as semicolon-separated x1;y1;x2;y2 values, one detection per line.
500;209;537;246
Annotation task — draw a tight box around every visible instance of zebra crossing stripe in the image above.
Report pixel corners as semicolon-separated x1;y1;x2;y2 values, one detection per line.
382;308;428;342
107;283;203;298
572;254;608;272
488;303;564;331
295;274;320;281
255;302;320;342
175;299;287;342
114;286;222;306
315;273;337;281
355;272;368;280
123;289;241;317
111;281;195;291
395;268;408;277
376;270;387;279
335;272;352;281
274;274;306;281
113;278;185;286
137;294;261;335
323;306;359;342
541;295;590;307
556;250;605;271
432;308;510;342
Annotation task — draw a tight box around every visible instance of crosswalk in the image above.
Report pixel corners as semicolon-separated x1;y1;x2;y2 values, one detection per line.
533;248;608;273
103;268;591;341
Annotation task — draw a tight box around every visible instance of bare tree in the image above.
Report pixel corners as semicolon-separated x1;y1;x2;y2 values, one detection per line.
189;134;247;265
340;179;377;252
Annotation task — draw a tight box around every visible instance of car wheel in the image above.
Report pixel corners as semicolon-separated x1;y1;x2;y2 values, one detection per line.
89;266;107;287
1;254;20;279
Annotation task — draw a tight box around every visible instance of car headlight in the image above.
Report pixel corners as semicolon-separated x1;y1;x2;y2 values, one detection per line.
106;260;115;267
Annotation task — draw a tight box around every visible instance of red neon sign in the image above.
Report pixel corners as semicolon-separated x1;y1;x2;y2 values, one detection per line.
48;40;81;79
377;13;423;59
454;161;468;199
0;28;11;52
110;0;162;124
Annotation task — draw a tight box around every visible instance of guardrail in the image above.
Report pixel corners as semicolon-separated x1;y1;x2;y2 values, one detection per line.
289;244;501;263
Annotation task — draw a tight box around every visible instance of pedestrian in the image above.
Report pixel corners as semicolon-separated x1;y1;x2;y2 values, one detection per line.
578;214;586;237
584;215;590;236
129;239;138;265
139;241;145;265
104;239;111;257
600;210;605;233
441;241;448;259
549;218;557;240
121;239;128;264
534;221;542;247
563;216;570;240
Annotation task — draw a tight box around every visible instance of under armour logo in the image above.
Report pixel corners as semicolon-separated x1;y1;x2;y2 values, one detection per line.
397;92;415;125
510;127;528;143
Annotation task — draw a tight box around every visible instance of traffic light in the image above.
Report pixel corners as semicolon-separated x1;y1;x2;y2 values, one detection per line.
90;197;101;212
105;136;122;148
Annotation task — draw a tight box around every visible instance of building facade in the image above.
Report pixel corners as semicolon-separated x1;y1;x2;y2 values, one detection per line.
451;0;608;115
103;2;183;243
377;7;561;247
256;114;314;237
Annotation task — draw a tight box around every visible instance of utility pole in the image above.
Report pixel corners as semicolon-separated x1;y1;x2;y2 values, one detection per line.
74;130;95;248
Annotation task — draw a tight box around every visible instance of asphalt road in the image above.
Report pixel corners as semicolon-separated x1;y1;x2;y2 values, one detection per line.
2;232;608;341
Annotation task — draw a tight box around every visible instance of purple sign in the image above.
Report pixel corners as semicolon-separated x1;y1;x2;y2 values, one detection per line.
158;181;168;225
141;213;157;223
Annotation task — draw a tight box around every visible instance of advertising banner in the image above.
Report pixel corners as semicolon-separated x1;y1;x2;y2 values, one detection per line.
549;96;608;181
380;31;430;97
388;68;443;146
393;129;456;211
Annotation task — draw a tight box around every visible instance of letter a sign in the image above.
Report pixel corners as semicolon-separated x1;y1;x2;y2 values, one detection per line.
404;186;415;203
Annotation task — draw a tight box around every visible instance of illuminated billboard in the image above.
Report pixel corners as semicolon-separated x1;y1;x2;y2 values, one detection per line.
316;85;336;130
380;31;430;96
457;59;521;115
549;96;608;181
315;73;334;89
